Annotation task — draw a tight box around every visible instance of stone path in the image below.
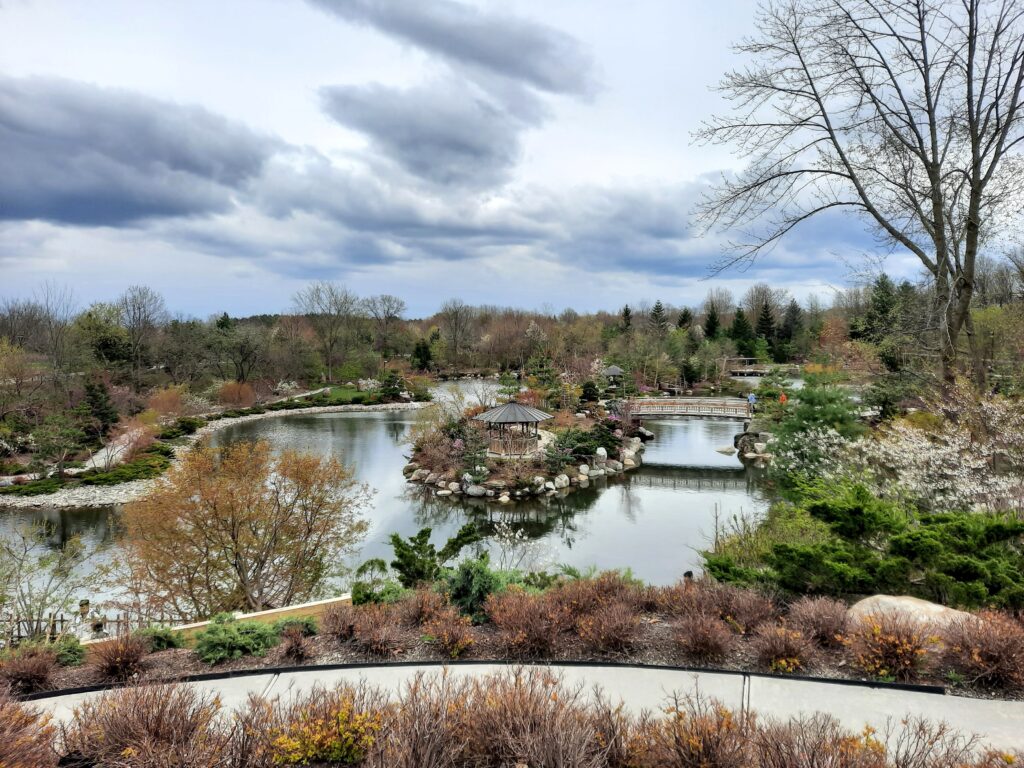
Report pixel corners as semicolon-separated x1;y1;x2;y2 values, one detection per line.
33;663;1024;750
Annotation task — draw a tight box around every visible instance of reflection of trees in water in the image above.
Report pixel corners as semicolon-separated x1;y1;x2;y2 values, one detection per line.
2;506;118;550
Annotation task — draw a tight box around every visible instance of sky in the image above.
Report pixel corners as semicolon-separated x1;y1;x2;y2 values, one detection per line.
0;0;915;318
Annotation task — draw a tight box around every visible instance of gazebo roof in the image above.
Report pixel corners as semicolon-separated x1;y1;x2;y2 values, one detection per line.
602;365;624;377
474;401;553;424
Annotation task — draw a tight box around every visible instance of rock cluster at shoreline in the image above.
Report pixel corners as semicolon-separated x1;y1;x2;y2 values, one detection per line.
405;435;645;504
0;401;429;510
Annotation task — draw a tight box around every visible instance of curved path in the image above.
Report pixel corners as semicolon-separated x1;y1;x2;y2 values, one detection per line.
31;662;1024;750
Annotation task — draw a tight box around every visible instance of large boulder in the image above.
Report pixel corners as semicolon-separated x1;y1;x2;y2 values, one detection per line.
425;473;439;485
847;595;973;628
465;484;487;497
410;469;430;482
595;447;608;466
554;474;570;489
606;459;623;472
578;464;590;476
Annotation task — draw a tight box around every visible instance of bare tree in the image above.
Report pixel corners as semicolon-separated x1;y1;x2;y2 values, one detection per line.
741;282;788;321
697;0;1024;381
36;282;77;374
438;298;476;370
117;285;168;388
702;287;735;317
292;282;360;382
363;294;406;368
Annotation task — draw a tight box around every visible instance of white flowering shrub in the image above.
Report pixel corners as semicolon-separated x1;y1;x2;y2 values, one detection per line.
488;520;556;573
770;427;858;485
357;378;381;392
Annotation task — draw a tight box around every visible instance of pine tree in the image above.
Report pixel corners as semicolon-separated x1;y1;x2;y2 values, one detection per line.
730;307;756;357
865;274;898;342
756;301;776;340
779;299;804;341
649;300;669;336
676;307;693;329
620;305;633;332
84;379;119;436
411;339;432;371
704;304;721;339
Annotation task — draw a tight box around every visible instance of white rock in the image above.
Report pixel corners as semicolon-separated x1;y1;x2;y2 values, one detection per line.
754;442;768;454
544;481;556;491
498;495;511;503
425;473;439;485
595;447;608;465
847;595;973;628
448;482;460;492
465;485;487;497
606;459;623;472
623;459;636;468
578;464;590;475
715;445;738;456
554;474;570;489
590;469;605;477
436;489;452;497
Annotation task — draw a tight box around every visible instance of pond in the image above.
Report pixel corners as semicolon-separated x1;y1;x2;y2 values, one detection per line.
2;384;769;593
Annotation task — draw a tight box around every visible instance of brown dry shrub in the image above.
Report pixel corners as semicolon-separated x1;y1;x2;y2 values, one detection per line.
576;600;642;655
397;587;449;628
423;608;475;659
674;613;736;664
549;571;640;616
651;578;724;618
461;668;609;768
59;683;229;766
787;596;849;648
0;684;57;768
941;611;1024;691
848;612;932;682
279;627;312;663
751;625;816;675
88;634;149;682
751;713;885;768
628;692;751;768
219;381;256;407
321;602;357;641
0;645;57;694
484;588;571;658
378;672;472;767
718;584;777;634
353;604;403;657
147;386;186;418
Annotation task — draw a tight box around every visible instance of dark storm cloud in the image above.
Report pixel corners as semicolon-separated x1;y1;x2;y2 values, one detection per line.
0;76;277;225
320;79;539;187
306;0;596;96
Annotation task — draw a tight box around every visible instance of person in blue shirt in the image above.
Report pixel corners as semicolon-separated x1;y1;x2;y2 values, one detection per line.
747;391;757;414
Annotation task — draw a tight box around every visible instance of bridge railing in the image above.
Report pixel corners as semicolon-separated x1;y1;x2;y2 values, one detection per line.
624;398;750;418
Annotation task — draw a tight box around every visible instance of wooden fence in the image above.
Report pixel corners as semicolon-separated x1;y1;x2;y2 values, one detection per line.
1;611;173;646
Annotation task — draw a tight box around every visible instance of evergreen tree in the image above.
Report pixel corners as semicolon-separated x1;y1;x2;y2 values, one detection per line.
620;304;633;332
215;312;233;331
411;338;432;371
676;307;693;329
649;300;669;336
703;304;721;339
779;299;804;341
755;301;776;340
83;379;119;437
730;307;756;357
864;274;899;342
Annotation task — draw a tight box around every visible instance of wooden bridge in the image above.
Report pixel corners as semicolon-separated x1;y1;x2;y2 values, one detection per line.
623;397;751;420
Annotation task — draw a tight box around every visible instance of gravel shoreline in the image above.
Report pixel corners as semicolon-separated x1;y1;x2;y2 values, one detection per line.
0;401;429;510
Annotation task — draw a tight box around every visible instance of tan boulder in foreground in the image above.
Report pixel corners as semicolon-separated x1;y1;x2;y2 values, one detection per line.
847;594;973;627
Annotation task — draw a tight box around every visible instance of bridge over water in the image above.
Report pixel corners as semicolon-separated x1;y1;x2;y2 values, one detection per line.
626;466;755;492
623;397;750;420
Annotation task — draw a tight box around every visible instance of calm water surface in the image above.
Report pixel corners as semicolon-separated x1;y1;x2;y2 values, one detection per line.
2;384;768;589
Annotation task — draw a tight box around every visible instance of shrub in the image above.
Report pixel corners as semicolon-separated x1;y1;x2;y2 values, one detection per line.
353;605;403;657
718;584;776;634
849;612;932;681
444;555;499;621
674;614;736;664
634;692;751;767
0;646;57;694
59;683;229;766
485;588;571;658
787;596;849;648
0;685;57;768
751;625;815;674
941;611;1024;690
576;600;641;655
423;608;475;659
194;615;280;664
280;627;313;663
377;672;471;766
751;713;885;768
51;635;85;667
134;626;184;652
321;603;357;641
397;587;449;628
88;635;149;682
219;381;256;407
272;616;318;637
549;570;640;617
268;684;386;765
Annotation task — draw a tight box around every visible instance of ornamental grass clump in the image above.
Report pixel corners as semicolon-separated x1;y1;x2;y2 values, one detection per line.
59;683;229;766
941;612;1024;691
422;607;475;659
268;685;387;766
674;613;736;664
0;645;57;694
849;612;933;682
0;684;56;768
88;634;149;682
751;624;816;674
576;600;642;655
787;596;849;648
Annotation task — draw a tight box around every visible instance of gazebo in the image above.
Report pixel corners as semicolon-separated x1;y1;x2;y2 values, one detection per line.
473;401;553;457
602;365;624;388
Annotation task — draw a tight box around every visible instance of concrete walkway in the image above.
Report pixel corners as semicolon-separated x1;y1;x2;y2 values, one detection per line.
33;663;1024;750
